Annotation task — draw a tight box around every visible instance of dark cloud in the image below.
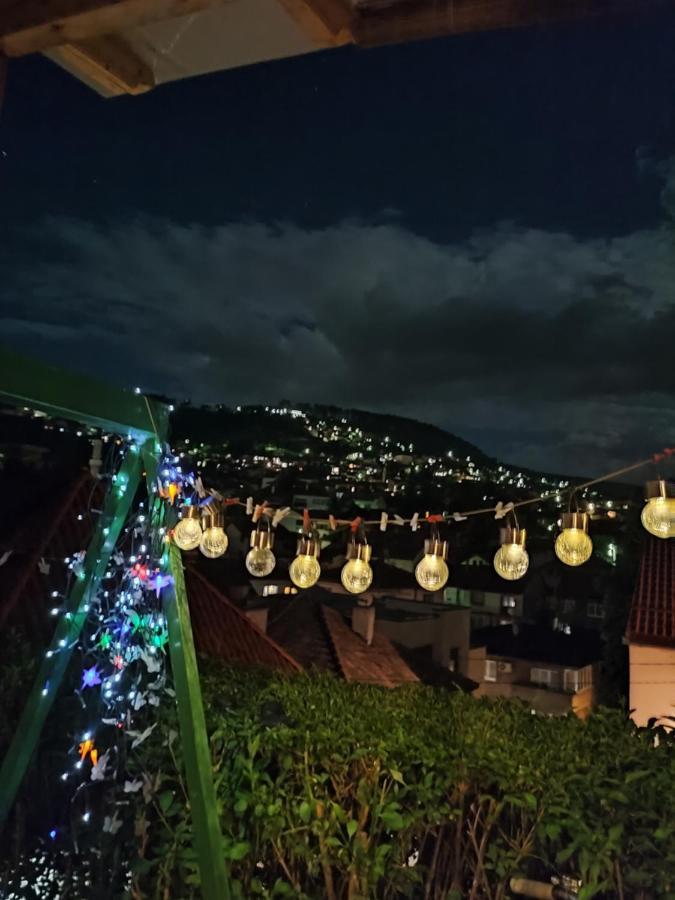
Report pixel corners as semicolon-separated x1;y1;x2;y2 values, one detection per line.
2;213;674;476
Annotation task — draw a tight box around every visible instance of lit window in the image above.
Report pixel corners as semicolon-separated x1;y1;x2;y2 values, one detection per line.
484;660;497;682
531;668;559;688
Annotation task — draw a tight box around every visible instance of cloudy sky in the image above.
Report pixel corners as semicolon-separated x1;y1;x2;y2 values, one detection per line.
1;12;675;475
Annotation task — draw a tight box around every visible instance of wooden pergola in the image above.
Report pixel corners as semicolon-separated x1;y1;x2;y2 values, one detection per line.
0;0;670;98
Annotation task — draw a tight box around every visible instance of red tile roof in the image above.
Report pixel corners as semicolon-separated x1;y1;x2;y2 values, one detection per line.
267;593;341;675
627;537;675;647
184;567;301;674
322;605;419;688
267;591;420;687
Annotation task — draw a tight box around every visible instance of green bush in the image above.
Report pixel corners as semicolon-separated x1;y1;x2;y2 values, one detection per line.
131;663;675;900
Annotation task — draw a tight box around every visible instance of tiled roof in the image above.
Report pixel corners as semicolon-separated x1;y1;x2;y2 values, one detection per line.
0;471;103;640
184;567;301;674
627;536;675;647
267;592;341;675
472;623;602;668
322;606;419;688
268;590;419;687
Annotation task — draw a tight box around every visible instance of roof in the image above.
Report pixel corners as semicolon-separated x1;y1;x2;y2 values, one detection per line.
626;536;675;647
184;566;301;674
323;605;419;688
471;623;602;669
268;591;340;674
0;1;664;98
268;590;419;687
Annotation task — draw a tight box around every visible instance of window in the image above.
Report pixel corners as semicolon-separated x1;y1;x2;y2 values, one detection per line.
484;660;497;682
531;668;560;689
587;602;605;619
563;669;578;693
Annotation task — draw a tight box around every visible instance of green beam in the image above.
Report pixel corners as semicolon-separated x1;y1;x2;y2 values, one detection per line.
141;446;230;900
0;345;167;438
0;447;145;828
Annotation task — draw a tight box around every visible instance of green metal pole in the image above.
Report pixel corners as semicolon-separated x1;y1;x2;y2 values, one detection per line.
0;447;145;828
166;543;231;900
141;447;230;900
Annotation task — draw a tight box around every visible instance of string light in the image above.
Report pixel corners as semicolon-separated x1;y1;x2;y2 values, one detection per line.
341;539;373;595
415;537;449;591
172;506;202;551
641;481;675;539
289;535;321;589
555;512;593;566
494;526;529;581
199;511;228;559
245;524;276;577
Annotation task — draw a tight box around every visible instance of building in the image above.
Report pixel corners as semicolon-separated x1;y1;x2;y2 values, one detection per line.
626;536;675;727
445;555;525;627
467;623;601;718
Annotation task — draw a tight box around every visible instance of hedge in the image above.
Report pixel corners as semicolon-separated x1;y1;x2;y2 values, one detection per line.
127;662;675;900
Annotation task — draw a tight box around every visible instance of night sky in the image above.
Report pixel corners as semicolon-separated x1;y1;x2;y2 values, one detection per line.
1;11;675;475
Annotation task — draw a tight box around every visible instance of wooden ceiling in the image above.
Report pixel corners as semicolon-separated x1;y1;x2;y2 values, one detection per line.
0;0;669;97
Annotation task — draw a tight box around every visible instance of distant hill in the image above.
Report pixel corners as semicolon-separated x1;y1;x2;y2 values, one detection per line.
169;402;490;464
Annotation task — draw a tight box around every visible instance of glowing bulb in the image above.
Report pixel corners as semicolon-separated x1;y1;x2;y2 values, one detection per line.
341;557;373;594
555;529;593;566
555;513;593;566
641;482;675;539
245;547;276;577
199;520;228;559
414;539;449;590
289;555;321;589
289;534;321;592
173;511;203;551
494;528;529;581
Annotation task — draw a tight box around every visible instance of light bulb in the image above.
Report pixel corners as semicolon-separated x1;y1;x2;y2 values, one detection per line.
289;554;321;589
494;528;529;581
414;538;450;590
641;485;675;539
415;554;449;590
199;525;228;559
555;513;593;566
245;547;276;577
173;513;202;551
555;529;593;566
341;558;373;594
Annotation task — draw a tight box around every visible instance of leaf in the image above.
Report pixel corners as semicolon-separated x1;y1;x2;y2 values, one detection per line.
159;790;174;813
346;820;357;839
227;842;251;861
381;810;405;831
390;769;405;784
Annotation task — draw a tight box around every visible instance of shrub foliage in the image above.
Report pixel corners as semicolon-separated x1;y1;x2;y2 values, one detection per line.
131;663;675;900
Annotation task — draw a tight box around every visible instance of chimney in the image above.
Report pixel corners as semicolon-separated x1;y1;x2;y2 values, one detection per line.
352;605;375;646
89;439;103;478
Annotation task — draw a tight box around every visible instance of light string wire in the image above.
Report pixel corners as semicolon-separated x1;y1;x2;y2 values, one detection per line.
192;447;675;531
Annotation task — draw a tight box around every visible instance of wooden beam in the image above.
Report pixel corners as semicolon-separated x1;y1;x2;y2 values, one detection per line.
276;0;353;45
48;34;154;95
353;0;672;47
0;0;224;57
